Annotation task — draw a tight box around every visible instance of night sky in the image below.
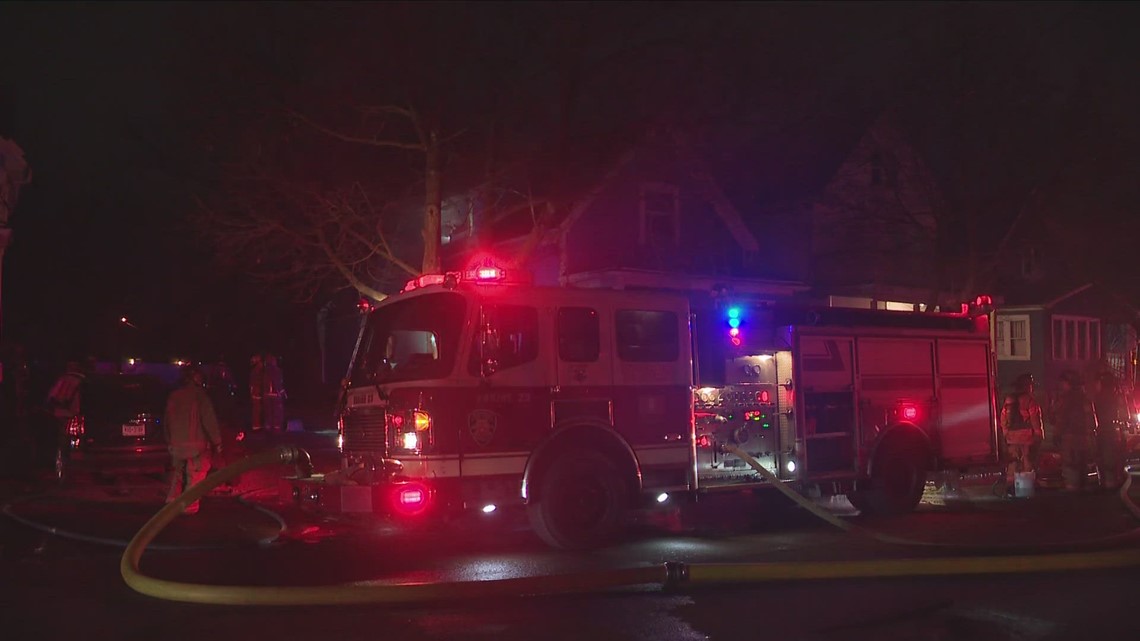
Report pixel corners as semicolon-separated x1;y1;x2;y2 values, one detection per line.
2;2;1138;379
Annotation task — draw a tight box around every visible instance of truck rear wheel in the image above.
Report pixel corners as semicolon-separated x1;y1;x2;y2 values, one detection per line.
527;449;629;550
848;438;928;516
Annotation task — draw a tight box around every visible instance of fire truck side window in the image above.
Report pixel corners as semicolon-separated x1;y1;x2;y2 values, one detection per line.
558;307;600;362
615;310;679;362
468;304;539;375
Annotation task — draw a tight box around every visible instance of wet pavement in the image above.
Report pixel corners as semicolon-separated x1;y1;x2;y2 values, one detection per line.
2;430;1139;641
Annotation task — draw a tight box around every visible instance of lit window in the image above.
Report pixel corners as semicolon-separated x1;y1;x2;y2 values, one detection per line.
996;314;1031;361
1052;315;1100;361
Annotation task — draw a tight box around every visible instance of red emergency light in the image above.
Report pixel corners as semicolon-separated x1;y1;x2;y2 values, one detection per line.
900;404;919;421
391;483;430;516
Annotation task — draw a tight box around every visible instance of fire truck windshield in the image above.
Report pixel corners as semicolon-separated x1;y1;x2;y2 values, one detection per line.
350;292;467;385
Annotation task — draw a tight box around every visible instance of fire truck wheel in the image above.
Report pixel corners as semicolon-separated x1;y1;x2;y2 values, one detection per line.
528;450;630;550
851;438;928;516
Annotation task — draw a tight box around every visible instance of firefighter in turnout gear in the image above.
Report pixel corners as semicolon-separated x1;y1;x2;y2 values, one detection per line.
46;361;84;421
164;366;223;514
248;354;264;432
1049;370;1097;492
1000;373;1044;494
263;354;285;432
1091;372;1127;490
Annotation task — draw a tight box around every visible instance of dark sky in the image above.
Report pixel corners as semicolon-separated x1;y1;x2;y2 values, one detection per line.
2;2;1138;367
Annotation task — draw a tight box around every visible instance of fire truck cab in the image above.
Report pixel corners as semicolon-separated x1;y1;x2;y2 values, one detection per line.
289;267;999;549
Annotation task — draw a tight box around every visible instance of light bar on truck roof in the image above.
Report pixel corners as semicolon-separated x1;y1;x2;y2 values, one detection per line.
400;264;520;293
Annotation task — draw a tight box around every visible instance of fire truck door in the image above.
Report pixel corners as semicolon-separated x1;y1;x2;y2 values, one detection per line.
552;306;614;426
796;335;857;475
461;302;554;478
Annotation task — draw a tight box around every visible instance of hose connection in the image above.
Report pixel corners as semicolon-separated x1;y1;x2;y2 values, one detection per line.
663;562;690;587
275;445;314;478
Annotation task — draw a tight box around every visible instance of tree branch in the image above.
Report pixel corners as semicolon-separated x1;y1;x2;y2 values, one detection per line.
285;108;425;151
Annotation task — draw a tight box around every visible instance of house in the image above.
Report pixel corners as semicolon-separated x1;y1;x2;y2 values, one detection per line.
720;112;962;313
990;217;1140;396
441;134;810;305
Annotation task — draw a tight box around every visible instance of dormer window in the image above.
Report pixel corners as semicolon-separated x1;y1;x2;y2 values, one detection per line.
870;155;883;186
1020;245;1043;280
639;183;680;247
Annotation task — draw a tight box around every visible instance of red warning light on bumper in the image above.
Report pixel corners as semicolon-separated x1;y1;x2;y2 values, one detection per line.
391;483;431;516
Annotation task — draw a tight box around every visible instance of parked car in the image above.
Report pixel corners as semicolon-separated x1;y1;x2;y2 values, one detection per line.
52;374;173;483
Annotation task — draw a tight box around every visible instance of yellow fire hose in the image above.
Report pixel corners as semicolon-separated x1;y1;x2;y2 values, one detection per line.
121;445;1140;605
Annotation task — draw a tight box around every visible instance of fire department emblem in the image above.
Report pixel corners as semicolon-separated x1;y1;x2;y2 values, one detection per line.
468;409;498;447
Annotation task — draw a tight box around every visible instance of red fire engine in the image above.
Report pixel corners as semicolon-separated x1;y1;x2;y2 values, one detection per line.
286;266;999;549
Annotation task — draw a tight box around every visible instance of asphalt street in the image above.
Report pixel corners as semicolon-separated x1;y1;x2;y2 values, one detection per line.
2;431;1139;641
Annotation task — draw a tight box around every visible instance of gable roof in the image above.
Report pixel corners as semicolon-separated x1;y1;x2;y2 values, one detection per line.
442;138;763;268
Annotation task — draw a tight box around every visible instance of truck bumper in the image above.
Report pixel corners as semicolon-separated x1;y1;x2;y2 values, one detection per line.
282;475;380;513
281;474;438;517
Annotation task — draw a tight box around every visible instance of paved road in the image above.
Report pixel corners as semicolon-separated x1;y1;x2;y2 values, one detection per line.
2;432;1138;641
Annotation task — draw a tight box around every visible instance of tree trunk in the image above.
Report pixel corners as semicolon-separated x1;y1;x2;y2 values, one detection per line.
422;128;442;274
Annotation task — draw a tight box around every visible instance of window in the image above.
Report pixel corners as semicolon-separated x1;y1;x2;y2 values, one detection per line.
1020;245;1043;280
995;314;1031;361
869;152;895;187
558;307;600;362
639;183;679;247
352;292;467;384
468;304;539;375
1052;315;1100;362
615;310;679;362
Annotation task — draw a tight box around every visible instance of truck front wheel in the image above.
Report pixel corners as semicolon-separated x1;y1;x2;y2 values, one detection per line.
527;449;629;550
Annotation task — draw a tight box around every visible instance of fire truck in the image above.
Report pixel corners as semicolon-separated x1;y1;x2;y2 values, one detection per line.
286;265;999;549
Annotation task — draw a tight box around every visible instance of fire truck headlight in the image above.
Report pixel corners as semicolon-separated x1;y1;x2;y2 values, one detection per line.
786;459;797;473
402;431;419;451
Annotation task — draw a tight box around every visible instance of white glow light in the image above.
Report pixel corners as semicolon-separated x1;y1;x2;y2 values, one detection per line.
402;431;419;450
656;492;670;504
482;504;497;513
786;460;797;473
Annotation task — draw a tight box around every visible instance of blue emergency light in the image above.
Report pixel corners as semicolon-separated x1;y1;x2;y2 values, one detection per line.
726;306;743;346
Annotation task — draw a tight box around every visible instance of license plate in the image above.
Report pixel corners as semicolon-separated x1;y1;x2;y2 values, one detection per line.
122;423;146;437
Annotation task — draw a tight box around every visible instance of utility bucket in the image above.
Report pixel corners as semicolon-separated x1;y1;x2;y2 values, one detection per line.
1014;471;1036;498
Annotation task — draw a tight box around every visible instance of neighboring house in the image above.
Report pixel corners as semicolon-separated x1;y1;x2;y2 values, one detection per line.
727;112;958;312
991;218;1139;396
441;135;810;305
994;283;1139;399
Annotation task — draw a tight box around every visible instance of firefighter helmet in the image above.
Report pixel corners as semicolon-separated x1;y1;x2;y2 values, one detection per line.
1059;369;1083;387
1013;373;1035;393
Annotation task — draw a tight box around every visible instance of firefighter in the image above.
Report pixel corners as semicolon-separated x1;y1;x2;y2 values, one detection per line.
264;354;285;432
1049;370;1097;493
1090;372;1127;490
248;354;264;432
46;361;86;464
46;361;84;421
1000;373;1044;495
163;365;223;515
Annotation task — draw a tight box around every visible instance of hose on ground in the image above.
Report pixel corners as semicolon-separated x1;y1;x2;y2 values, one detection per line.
720;444;1140;550
2;484;288;551
120;445;1140;605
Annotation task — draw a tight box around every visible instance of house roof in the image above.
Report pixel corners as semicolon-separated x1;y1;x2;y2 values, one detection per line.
442;136;765;268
